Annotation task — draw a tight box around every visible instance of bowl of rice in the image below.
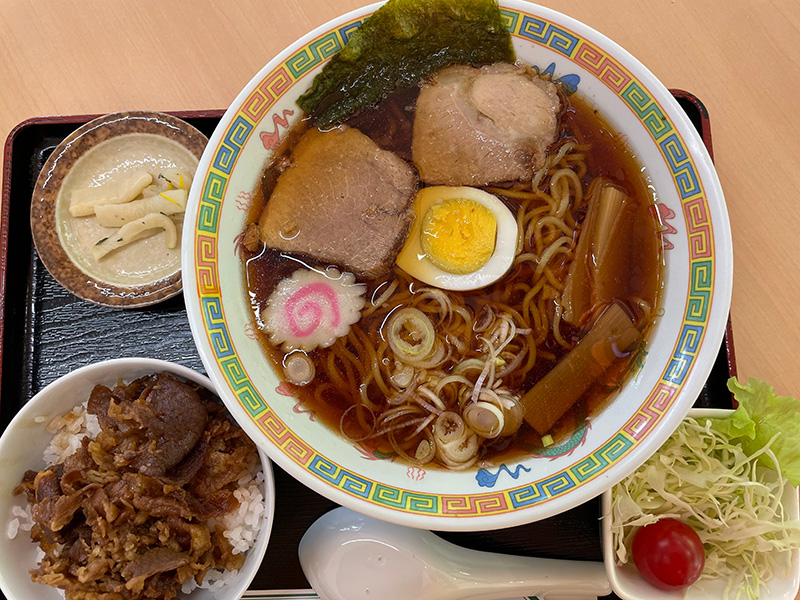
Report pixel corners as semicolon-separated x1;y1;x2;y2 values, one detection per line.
0;357;274;600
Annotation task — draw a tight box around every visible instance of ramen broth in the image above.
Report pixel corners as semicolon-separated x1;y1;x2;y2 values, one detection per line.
242;79;663;466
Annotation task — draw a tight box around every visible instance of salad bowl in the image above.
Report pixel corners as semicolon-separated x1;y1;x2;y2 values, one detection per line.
603;406;800;600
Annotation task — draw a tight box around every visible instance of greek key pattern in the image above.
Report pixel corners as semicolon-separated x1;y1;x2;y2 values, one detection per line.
684;196;712;259
660;133;701;200
257;411;315;466
510;473;575;508
499;8;519;35
201;297;232;358
199;173;224;234
287;31;345;79
214;116;252;175
309;456;374;497
572;434;633;482
621;82;673;141
221;357;265;414
195;235;218;294
191;8;718;518
339;18;367;44
688;261;713;322
665;324;705;385
622;383;676;440
241;67;294;123
443;494;509;514
374;486;439;513
572;43;631;92
516;15;579;56
509;484;545;507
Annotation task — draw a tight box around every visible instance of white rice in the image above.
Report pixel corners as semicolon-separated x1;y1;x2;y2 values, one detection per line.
181;465;267;595
6;503;34;539
6;403;99;543
9;403;266;596
42;401;101;465
222;468;267;555
181;463;266;594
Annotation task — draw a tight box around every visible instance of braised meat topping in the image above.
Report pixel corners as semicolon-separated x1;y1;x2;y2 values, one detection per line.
16;372;260;600
258;126;418;279
412;63;561;186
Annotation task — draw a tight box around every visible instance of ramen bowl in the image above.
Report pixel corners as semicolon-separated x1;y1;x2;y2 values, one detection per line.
182;0;732;530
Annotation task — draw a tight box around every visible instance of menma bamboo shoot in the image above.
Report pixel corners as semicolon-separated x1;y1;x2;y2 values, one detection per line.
522;302;641;435
561;182;633;326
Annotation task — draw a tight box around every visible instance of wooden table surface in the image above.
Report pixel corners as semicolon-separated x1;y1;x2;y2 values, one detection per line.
1;0;799;596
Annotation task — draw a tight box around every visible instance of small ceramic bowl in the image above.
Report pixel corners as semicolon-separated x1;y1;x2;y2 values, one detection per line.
31;111;207;308
601;408;800;600
0;358;274;600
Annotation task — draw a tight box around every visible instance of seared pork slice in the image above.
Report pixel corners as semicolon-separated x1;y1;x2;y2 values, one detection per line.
412;63;561;186
130;372;208;476
259;126;417;279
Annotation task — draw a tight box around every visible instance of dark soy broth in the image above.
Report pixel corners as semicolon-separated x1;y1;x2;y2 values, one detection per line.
241;76;663;467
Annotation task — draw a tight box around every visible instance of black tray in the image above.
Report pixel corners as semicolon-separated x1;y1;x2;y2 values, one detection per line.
0;92;734;598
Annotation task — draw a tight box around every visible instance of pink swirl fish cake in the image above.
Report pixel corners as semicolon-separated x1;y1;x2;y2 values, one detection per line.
260;267;366;351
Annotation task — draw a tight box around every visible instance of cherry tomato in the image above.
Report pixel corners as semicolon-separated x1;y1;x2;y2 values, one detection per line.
632;518;705;590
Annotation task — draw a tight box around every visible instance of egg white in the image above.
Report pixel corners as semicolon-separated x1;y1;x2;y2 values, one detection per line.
396;186;518;291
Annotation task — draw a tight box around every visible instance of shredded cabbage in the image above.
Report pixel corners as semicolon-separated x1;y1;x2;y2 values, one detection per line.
611;377;800;600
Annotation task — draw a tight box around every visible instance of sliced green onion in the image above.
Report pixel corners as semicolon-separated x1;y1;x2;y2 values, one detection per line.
463;401;504;439
415;438;435;464
386;307;435;362
434;411;465;445
438;432;479;464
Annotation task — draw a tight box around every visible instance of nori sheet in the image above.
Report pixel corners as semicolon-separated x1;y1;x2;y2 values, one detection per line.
297;0;515;128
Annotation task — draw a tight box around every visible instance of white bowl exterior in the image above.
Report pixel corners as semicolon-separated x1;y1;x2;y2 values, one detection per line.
0;358;275;600
602;409;800;600
182;1;732;530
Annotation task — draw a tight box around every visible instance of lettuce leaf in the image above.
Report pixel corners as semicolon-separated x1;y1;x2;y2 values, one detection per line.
716;377;800;485
707;401;755;441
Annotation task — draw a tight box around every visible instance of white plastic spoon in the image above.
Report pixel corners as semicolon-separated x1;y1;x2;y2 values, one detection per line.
299;507;612;600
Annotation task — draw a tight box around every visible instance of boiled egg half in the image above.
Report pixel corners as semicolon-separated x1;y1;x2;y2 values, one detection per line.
396;186;518;291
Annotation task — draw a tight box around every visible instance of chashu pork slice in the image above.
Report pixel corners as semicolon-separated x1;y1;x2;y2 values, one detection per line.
412;63;561;186
259;126;417;279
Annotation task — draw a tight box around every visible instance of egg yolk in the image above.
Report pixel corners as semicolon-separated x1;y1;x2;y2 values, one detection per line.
420;198;497;274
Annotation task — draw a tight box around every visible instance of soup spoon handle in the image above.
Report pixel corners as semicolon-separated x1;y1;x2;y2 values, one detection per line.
299;507;611;600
